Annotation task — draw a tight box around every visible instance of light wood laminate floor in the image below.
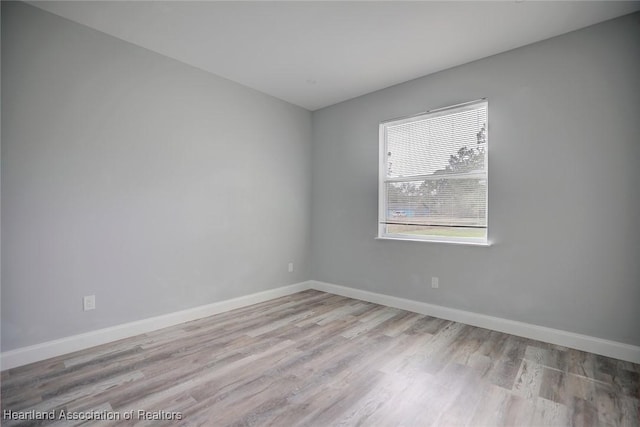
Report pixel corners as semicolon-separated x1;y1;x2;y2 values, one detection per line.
2;290;639;426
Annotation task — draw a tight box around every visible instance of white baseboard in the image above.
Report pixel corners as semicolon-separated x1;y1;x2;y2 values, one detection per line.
309;280;640;364
0;281;312;371
3;279;639;370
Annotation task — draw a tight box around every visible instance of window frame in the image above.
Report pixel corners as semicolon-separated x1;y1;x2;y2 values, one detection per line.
377;99;489;246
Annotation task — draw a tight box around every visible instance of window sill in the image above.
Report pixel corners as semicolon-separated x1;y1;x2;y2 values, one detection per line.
375;236;492;247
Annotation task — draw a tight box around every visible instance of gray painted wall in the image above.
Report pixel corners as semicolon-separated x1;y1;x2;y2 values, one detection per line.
1;2;312;351
2;2;639;354
311;13;640;346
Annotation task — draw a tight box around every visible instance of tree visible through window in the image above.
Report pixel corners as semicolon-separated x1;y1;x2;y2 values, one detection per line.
378;100;488;244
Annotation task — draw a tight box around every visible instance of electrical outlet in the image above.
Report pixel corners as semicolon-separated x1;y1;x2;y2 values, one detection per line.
288;262;294;273
83;295;96;311
431;277;439;289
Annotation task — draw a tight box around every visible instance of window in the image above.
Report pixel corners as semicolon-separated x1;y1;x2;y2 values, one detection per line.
378;99;488;245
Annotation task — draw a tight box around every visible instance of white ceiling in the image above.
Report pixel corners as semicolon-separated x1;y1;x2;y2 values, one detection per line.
30;1;640;111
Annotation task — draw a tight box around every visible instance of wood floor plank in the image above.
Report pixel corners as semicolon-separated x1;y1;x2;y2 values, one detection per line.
512;359;545;400
432;364;486;426
2;291;638;427
488;335;528;390
531;397;570;427
568;396;599;427
539;368;568;405
377;311;423;338
469;384;535;427
568;348;598;380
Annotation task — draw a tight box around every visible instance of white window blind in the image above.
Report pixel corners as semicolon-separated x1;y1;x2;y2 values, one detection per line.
378;99;488;244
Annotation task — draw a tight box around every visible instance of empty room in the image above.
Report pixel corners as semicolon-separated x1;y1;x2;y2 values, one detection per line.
2;1;639;426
